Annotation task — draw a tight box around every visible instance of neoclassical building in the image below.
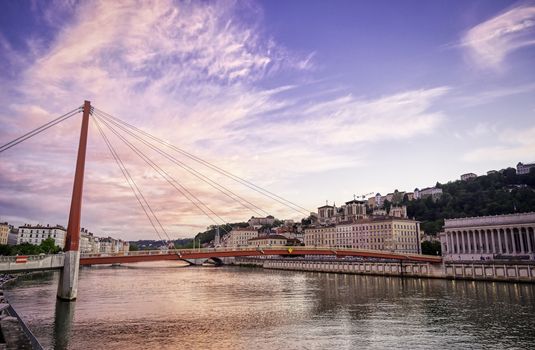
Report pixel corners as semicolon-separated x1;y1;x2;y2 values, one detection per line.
439;212;535;261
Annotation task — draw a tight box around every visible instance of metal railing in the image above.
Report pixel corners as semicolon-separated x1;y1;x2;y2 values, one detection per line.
80;246;441;261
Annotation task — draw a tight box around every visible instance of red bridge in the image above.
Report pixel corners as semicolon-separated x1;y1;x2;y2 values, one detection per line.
80;247;442;265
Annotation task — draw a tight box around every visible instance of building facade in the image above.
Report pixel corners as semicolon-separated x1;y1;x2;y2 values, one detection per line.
248;235;288;246
517;162;535;175
304;218;421;254
461;173;477;181
317;205;336;225
17;224;66;248
439;212;535;261
0;222;8;245
226;227;259;247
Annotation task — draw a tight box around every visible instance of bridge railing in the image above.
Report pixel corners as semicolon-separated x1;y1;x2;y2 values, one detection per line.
79;246;441;261
0;254;60;263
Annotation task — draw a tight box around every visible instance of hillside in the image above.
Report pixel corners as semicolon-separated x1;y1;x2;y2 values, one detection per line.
404;168;535;235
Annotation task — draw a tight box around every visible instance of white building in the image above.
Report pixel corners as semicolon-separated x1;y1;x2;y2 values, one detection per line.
461;173;477;181
517;162;535;175
304;218;421;254
439;212;535;261
226;227;258;247
248;235;288;246
17;224;66;248
248;216;275;227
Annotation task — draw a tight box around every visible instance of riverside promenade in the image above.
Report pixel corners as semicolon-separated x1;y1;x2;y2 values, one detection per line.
235;257;535;283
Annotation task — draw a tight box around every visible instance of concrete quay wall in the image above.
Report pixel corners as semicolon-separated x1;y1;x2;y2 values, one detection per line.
235;258;535;283
0;255;64;273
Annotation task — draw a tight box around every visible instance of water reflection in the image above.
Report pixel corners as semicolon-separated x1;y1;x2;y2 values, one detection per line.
53;300;75;350
4;265;535;350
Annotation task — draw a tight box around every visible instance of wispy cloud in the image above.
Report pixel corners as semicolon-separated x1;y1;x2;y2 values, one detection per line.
0;0;449;238
463;126;535;162
460;3;535;69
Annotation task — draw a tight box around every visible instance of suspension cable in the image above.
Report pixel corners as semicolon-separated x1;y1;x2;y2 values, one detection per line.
93;109;269;217
0;107;82;154
94;114;231;234
93;107;311;216
93;116;171;244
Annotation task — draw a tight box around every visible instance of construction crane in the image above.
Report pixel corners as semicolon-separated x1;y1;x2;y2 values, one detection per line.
353;192;374;200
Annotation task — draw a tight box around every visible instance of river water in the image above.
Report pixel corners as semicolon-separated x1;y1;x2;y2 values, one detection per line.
4;262;535;349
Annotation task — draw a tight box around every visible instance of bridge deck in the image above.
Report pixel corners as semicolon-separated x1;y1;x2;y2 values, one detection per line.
79;246;442;265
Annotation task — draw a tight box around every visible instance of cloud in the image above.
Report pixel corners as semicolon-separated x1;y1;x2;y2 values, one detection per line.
0;0;448;238
461;3;535;69
463;126;535;162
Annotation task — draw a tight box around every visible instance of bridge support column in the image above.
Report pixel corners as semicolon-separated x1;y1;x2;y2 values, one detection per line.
57;101;91;301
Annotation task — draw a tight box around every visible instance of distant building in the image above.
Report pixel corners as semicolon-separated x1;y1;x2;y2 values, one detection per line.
339;200;367;223
517;162;535;175
375;193;383;207
487;170;498;175
304;226;336;247
439;212;535;261
461;173;477;181
0;222;8;245
248;235;287;246
304;217;421;254
248;216;275;228
389;206;408;219
317;204;336;225
372;208;388;216
17;224;66;248
417;187;443;201
226;227;258;247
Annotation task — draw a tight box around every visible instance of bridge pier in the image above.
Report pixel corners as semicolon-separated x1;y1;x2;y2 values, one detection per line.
57;101;90;301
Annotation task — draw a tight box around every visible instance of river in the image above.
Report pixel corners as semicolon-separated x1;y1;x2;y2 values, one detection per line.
4;262;535;349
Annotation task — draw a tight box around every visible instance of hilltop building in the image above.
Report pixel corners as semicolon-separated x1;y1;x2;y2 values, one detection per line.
414;187;443;201
461;173;477;181
248;216;275;228
517;162;535;175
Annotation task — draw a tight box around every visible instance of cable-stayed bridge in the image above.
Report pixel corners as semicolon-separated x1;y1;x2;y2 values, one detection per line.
0;101;441;301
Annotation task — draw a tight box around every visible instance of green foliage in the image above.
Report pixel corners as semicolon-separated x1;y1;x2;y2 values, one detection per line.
129;243;139;251
421;240;441;256
40;238;61;254
194;222;248;245
407;170;535;235
0;239;62;256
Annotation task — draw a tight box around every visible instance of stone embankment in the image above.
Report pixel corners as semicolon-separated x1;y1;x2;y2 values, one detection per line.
235;258;535;283
0;274;39;349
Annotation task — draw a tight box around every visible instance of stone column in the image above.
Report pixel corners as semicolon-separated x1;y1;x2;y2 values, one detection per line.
519;228;525;254
503;229;509;254
485;230;489;254
477;230;482;253
510;228;517;254
455;231;460;254
490;229;502;254
461;231;465;254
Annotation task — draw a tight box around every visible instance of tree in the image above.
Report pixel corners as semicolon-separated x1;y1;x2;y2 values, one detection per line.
421;241;441;256
40;238;61;254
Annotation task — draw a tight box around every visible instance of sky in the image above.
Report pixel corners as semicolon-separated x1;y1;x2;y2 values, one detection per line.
1;0;534;240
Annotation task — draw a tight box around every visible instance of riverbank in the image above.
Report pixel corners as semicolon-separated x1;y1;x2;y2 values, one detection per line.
0;273;42;349
234;257;535;283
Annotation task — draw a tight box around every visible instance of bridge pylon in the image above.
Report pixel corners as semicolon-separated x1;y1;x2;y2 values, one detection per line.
57;100;91;301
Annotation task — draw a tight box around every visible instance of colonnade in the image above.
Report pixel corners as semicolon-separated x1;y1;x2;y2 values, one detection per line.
442;226;535;258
